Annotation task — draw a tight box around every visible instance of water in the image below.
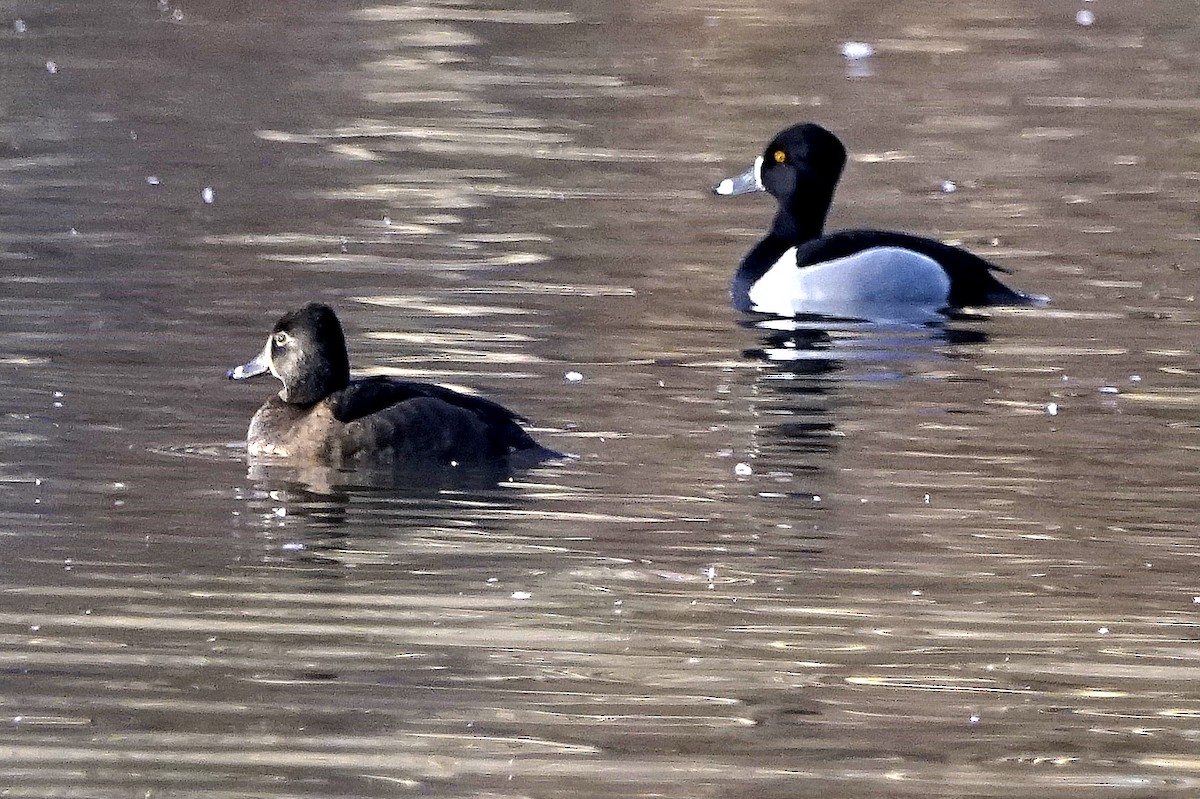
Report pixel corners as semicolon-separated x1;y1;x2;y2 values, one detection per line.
4;0;1200;796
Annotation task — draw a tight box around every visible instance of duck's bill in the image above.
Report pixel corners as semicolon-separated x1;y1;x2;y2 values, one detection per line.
227;340;271;380
712;156;765;196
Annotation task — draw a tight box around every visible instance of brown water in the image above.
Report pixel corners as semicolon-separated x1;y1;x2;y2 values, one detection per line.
4;0;1200;796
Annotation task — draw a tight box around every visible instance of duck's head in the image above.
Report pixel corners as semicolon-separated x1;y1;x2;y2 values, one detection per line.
714;123;847;238
228;303;351;406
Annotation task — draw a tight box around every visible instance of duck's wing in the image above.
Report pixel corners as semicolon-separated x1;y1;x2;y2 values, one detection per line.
328;377;525;425
328;377;553;464
797;230;1023;306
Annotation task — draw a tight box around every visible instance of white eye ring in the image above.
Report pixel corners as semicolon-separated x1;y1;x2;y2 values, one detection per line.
273;331;291;346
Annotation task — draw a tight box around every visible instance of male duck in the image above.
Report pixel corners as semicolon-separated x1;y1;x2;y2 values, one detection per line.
228;303;559;470
713;123;1043;320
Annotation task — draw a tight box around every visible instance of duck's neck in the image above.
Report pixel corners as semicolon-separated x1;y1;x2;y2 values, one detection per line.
776;187;834;243
731;201;829;311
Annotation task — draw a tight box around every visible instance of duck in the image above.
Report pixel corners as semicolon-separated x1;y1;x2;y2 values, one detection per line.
713;122;1043;320
227;303;560;470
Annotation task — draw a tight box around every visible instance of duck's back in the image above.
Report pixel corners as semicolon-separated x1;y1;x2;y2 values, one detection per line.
331;377;548;466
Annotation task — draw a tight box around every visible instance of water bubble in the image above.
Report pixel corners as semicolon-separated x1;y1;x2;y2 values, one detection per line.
511;591;532;600
14;19;26;33
172;8;183;21
563;370;584;383
201;186;215;204
146;176;160;186
1076;9;1095;26
1099;386;1119;394
840;41;874;60
45;61;58;74
734;462;752;476
940;180;957;193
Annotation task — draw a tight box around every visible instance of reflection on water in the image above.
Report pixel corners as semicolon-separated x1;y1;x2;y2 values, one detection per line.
5;0;1200;796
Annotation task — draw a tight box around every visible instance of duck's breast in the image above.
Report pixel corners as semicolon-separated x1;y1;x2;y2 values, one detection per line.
247;398;341;461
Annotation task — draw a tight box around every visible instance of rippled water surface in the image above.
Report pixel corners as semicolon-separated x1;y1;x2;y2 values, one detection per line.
5;0;1200;796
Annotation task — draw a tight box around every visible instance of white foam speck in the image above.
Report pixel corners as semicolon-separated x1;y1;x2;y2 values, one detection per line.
146;176;160;186
564;370;584;383
1046;402;1059;416
940;180;957;193
201;186;215;204
841;41;874;60
511;591;532;600
14;19;26;33
1076;9;1095;26
45;61;57;74
734;462;752;476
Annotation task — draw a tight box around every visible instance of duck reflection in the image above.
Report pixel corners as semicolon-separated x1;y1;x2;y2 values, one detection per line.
735;314;991;464
231;459;549;575
741;314;988;369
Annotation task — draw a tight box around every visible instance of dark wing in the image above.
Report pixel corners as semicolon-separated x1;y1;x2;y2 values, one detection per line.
329;377;527;426
795;230;1024;307
328;377;549;463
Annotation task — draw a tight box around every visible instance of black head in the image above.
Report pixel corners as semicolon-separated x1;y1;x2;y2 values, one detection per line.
714;122;848;242
228;303;351;406
758;123;847;204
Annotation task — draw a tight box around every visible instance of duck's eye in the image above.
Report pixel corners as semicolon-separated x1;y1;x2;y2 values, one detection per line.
273;331;291;347
773;150;787;164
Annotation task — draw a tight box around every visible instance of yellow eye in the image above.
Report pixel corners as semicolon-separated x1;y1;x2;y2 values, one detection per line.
773;150;787;164
273;332;290;346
